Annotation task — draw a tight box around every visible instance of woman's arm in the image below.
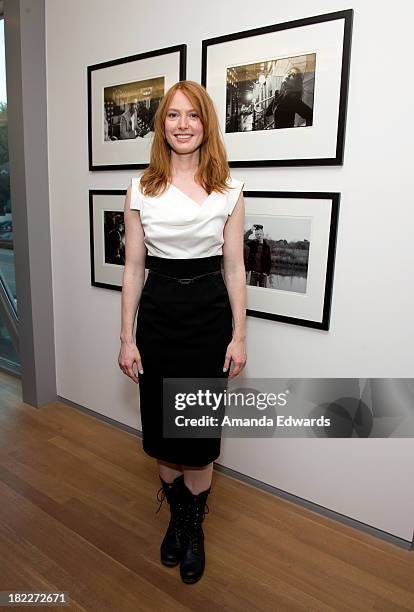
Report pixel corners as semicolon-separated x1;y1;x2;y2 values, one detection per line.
222;192;247;378
118;184;147;383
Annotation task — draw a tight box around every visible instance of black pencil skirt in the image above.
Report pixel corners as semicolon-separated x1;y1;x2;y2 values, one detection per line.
135;254;233;467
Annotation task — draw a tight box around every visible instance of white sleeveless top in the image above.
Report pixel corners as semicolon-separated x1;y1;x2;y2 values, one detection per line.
129;176;244;259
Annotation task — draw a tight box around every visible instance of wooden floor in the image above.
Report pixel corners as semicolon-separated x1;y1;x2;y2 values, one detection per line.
1;372;414;612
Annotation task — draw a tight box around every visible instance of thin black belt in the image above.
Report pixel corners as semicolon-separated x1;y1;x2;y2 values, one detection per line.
148;269;222;285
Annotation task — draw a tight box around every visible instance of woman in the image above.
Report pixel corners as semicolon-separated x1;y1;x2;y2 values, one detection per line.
118;80;246;584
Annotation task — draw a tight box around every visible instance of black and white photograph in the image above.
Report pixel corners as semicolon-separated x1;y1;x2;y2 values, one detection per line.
244;216;311;292
104;211;125;266
89;190;130;290
226;54;315;133
104;76;164;142
202;9;353;166
243;191;339;329
88;44;186;170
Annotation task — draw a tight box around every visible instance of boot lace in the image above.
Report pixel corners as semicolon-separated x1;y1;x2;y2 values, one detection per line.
155;486;166;514
184;501;210;554
156;486;185;538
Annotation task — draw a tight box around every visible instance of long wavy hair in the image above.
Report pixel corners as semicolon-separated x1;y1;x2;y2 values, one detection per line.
140;80;230;197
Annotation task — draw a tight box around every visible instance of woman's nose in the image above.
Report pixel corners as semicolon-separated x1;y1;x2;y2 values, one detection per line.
178;113;189;129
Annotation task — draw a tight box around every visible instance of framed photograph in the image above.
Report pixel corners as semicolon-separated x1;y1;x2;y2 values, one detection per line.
243;191;339;329
89;189;128;290
88;45;186;171
202;10;353;166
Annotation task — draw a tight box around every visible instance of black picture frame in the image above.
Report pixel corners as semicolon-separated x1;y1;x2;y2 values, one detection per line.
243;190;340;329
201;10;353;167
88;44;186;171
89;189;127;291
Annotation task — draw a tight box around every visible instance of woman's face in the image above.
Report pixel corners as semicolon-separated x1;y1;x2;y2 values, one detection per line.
164;90;204;155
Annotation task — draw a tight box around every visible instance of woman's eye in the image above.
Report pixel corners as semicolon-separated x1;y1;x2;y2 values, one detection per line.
167;111;198;119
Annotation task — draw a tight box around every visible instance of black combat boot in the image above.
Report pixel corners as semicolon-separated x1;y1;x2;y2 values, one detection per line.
180;482;211;584
156;474;185;567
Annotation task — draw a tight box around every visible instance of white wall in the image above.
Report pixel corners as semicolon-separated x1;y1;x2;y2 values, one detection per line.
46;0;414;541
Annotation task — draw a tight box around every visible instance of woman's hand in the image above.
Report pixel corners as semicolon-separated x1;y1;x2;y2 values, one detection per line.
223;337;247;379
118;340;143;384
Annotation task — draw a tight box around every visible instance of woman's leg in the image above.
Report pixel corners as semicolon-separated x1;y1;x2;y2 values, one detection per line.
182;462;213;494
158;459;183;482
179;462;213;583
157;460;185;567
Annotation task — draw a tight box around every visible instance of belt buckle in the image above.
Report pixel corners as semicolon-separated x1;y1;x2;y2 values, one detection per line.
178;277;193;285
